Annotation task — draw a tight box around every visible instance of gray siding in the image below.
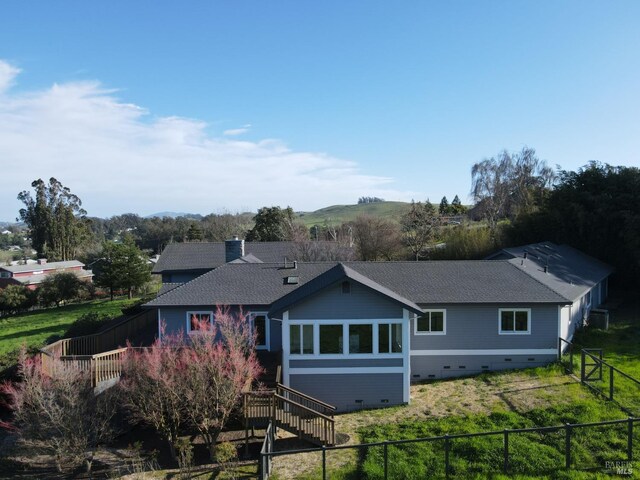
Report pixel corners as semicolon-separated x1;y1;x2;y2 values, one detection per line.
290;358;403;368
269;318;282;351
158;306;281;351
411;304;559;350
411;354;557;380
288;282;403;320
289;373;404;412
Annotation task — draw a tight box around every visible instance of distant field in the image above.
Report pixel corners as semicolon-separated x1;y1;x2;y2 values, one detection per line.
0;298;139;356
297;201;412;227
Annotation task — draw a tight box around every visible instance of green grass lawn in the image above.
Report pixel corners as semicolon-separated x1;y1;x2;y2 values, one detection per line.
0;297;139;357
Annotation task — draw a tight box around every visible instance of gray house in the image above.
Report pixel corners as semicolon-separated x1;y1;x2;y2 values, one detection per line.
145;240;612;412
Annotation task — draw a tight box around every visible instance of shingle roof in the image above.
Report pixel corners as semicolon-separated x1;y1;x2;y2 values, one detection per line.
151;242;296;273
0;260;85;274
494;242;614;302
269;263;423;316
12;269;93;285
145;260;569;309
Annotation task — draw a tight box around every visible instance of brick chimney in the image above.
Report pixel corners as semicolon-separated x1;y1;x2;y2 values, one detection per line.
225;236;245;263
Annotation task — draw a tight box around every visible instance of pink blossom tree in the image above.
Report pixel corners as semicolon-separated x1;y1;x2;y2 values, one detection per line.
119;306;263;462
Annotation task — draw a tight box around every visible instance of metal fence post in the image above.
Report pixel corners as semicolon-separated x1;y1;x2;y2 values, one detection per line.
322;445;327;480
569;343;573;373
565;423;572;469
609;366;614;401
503;430;509;473
628;418;634;462
580;351;586;383
383;442;388;479
444;435;450;479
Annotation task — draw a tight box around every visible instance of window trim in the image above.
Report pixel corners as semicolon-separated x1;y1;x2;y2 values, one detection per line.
250;312;270;351
414;310;447;336
498;308;531;335
186;310;214;334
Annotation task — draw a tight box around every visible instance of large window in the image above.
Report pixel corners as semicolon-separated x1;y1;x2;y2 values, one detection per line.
187;311;213;333
349;324;372;354
499;309;530;334
320;325;343;354
378;323;403;353
415;310;446;335
290;324;314;354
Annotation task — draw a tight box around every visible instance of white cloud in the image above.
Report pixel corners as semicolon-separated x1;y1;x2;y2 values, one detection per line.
223;124;252;136
0;60;410;219
0;60;21;94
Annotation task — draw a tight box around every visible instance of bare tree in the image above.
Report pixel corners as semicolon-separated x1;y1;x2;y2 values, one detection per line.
471;147;555;234
400;200;441;260
0;350;116;473
352;215;402;261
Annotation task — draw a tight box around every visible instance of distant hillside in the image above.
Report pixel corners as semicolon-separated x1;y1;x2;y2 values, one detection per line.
297;201;412;227
145;211;203;219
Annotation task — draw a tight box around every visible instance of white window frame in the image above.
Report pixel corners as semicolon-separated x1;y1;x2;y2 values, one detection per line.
289;322;315;355
498;308;531;335
414;310;447;335
288;319;404;359
0;271;10;278
186;310;214;334
249;312;270;351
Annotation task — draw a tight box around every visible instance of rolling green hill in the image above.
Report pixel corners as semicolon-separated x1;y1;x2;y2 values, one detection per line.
297;201;412;227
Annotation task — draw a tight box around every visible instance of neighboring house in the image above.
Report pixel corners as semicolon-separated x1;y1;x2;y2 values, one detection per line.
144;240;612;412
0;259;94;290
152;238;299;283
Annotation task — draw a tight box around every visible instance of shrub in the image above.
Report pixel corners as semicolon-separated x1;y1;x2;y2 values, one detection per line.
0;350;116;473
63;312;116;338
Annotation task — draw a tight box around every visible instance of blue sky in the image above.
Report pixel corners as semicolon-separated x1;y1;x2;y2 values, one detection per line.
1;1;639;219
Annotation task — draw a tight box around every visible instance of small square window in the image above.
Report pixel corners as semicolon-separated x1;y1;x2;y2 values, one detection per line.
416;310;446;335
499;309;530;334
187;311;213;333
341;281;351;294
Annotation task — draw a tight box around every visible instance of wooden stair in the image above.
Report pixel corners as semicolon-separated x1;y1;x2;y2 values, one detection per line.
244;383;336;446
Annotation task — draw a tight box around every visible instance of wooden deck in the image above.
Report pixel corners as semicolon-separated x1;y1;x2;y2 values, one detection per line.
39;308;157;389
